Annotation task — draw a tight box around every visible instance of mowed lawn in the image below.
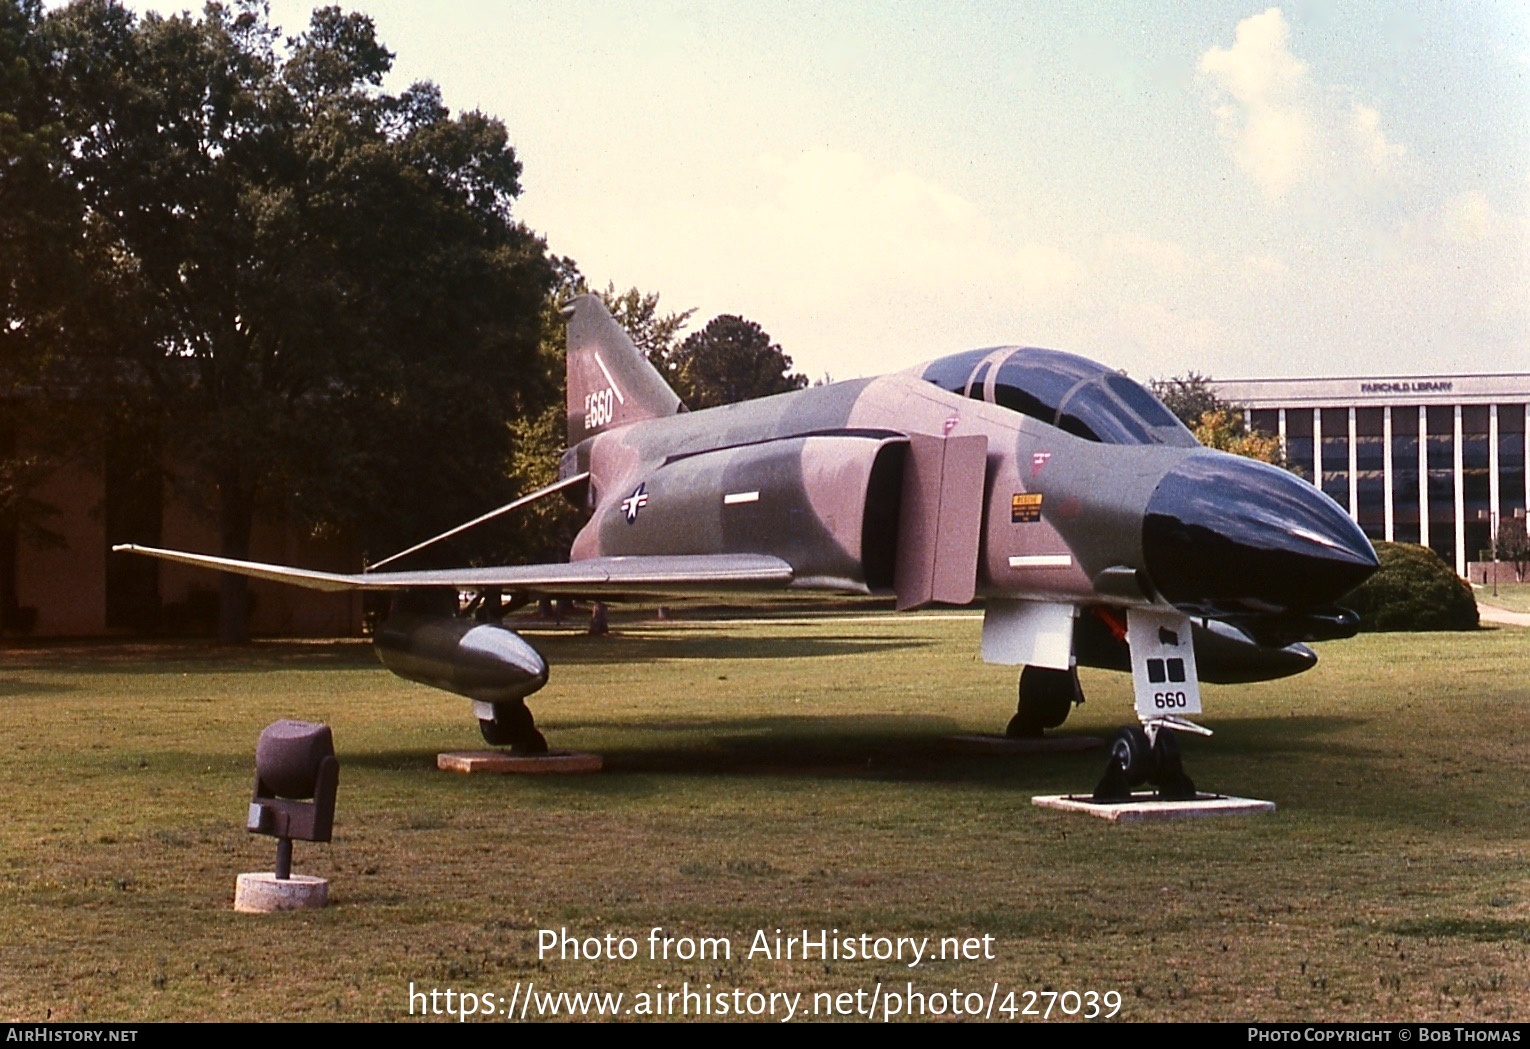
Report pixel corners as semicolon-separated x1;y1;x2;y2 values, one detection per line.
0;615;1525;1022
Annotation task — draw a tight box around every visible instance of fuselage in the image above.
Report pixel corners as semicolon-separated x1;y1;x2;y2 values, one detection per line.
560;349;1376;630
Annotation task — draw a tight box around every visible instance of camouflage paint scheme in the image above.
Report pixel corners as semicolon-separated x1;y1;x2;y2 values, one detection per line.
559;295;1373;631
117;294;1378;744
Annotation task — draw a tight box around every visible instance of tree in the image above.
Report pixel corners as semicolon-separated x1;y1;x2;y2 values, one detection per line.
596;283;693;384
1497;516;1529;582
499;268;696;566
0;0;116;562
2;1;555;640
1149;373;1281;466
1150;372;1226;429
1188;409;1282;465
668;315;807;410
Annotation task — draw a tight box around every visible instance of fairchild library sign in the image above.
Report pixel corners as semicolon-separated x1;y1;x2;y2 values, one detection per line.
1359;381;1454;395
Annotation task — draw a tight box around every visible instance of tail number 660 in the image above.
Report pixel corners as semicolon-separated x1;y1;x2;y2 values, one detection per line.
585;389;616;430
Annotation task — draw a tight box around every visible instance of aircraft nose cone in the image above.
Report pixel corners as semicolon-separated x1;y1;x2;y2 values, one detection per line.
1142;453;1378;616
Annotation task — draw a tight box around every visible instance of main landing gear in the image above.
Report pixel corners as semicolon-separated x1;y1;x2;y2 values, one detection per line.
1091;720;1201;802
477;700;549;754
1005;665;1084;738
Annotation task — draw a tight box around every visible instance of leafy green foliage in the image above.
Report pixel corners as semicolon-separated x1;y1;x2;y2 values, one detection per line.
1343;542;1479;631
1495;517;1528;581
1149;373;1282;465
1;1;556;638
597;283;694;382
669;314;807;410
1149;372;1227;428
1190;408;1282;465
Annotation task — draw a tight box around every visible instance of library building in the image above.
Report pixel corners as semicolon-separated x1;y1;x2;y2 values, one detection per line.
1214;373;1530;578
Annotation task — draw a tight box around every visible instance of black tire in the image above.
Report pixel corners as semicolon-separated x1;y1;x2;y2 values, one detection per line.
1109;725;1154;785
478;702;549;754
1005;665;1080;737
1148;727;1196;798
1152;726;1180;766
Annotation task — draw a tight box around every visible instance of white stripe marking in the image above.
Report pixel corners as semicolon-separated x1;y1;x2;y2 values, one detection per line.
723;491;760;505
1008;554;1073;568
592;352;625;404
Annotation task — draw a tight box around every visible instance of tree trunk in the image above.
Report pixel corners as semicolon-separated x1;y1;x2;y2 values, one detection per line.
217;470;255;644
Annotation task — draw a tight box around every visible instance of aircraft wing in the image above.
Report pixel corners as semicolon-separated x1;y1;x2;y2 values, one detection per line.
112;544;795;598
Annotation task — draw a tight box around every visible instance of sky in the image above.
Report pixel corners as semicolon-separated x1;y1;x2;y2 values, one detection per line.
133;1;1529;383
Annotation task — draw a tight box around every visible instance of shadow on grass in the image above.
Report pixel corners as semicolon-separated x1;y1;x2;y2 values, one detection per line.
338;709;1524;832
0;640;380;676
346;714;1111;789
0;677;84;697
531;633;931;664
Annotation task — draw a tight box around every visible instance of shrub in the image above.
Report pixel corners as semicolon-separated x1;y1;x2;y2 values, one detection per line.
1342;542;1478;631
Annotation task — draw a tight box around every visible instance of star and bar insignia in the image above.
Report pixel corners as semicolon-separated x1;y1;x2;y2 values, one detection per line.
621;482;649;524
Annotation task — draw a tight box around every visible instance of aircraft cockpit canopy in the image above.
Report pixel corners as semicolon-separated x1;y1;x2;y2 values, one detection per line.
921;347;1198;448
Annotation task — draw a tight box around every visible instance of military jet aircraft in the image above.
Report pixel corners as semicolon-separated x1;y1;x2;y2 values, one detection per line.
117;295;1378;798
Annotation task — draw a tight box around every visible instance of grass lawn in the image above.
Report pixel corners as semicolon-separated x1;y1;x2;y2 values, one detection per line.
1475;581;1530;615
0;616;1525;1022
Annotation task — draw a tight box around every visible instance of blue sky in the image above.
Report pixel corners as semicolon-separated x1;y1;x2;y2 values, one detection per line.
141;2;1529;382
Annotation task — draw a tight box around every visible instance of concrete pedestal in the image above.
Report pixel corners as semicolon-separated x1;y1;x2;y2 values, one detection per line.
234;872;330;913
437;750;603;774
1031;792;1276;822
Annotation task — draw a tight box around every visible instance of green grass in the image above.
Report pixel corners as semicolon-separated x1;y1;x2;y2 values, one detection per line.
1;617;1526;1022
1476;581;1530;614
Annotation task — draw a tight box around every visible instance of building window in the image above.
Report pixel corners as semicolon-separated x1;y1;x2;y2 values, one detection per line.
1500;405;1527;519
1320;407;1349;508
1390;406;1420;543
1285;409;1313;482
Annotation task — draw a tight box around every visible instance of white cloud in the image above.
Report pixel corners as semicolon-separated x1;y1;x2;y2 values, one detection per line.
749;149;1081;301
1350;103;1403;174
1438;190;1496;243
1199;8;1404;202
1198;8;1313;199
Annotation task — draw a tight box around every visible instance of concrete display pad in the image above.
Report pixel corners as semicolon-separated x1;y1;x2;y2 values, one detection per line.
437;750;603;774
234;872;329;913
1031;792;1276;822
948;734;1104;754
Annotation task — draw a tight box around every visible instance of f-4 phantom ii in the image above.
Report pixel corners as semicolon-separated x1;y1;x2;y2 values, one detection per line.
118;295;1378;798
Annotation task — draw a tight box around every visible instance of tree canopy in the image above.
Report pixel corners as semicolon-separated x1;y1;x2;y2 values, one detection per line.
667;314;807;411
1496;516;1529;581
1150;372;1281;465
1;0;555;639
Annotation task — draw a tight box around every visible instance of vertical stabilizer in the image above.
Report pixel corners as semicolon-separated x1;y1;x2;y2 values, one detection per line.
563;294;685;445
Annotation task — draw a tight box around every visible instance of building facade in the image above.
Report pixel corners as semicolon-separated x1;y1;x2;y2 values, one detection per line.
1213;374;1530;576
1;424;363;638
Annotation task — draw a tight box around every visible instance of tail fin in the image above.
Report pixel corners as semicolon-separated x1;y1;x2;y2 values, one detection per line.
564;294;684;445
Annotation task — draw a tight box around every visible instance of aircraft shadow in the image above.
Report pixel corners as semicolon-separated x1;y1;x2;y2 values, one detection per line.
349;714;1099;787
535;633;929;664
0;642;380;677
0;677;83;698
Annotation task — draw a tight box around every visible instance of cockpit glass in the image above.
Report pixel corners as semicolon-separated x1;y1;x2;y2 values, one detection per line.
921;348;1197;447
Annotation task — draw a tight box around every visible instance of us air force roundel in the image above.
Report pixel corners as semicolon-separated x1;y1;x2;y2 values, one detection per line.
621;483;649;524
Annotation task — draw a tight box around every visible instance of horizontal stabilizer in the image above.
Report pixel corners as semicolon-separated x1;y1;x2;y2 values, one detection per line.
113;545;794;598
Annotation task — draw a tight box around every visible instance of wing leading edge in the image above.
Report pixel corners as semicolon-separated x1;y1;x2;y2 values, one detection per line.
112;545;795;598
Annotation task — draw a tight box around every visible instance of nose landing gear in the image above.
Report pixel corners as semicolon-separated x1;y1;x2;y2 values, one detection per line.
1091;720;1201;802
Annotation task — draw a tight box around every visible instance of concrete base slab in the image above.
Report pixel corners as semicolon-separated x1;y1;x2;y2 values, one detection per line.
234;872;329;913
437;750;603;775
949;734;1104;754
1031;792;1276;823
